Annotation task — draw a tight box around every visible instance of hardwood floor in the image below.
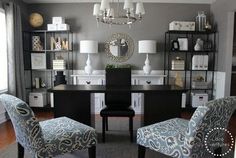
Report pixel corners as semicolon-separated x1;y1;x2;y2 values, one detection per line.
0;111;53;149
0;111;235;150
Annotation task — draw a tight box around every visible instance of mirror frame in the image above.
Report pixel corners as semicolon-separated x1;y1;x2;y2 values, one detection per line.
105;33;134;62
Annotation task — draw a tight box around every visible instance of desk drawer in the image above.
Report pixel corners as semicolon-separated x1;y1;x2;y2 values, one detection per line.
135;78;163;85
77;78;103;85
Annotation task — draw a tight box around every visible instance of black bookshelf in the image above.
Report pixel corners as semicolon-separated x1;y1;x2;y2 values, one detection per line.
164;30;217;110
23;30;74;108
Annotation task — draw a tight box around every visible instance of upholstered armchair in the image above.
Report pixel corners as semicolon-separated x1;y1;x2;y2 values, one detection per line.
0;94;97;158
137;96;236;158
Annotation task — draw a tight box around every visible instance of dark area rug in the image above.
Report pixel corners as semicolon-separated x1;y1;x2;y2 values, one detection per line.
0;131;169;158
0;117;234;158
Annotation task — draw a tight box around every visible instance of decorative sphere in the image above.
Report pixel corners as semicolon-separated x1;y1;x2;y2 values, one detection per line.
29;13;43;28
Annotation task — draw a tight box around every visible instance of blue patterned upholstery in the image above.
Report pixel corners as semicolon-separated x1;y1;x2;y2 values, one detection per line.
0;94;97;158
137;97;236;158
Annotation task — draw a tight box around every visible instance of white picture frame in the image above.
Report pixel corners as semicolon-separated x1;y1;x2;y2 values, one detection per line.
31;53;46;69
178;38;188;51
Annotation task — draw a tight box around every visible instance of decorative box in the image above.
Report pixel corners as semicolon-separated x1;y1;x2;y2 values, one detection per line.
53;60;66;70
29;92;47;107
191;93;208;107
57;24;70;31
192;81;209;89
52;17;65;24
169;21;195;31
171;57;185;70
31;53;46;69
47;24;57;31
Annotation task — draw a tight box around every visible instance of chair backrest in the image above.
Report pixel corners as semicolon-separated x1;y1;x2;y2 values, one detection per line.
0;94;44;154
105;68;131;109
186;96;236;157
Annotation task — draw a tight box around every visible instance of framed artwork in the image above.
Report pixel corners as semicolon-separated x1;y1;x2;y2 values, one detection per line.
171;40;179;51
31;53;46;69
177;38;188;51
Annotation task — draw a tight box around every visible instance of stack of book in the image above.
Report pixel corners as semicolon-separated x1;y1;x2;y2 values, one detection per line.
53;60;66;70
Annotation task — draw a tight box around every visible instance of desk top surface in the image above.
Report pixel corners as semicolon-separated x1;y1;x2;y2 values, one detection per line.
48;85;185;93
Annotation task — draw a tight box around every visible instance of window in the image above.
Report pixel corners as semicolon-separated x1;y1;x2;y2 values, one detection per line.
0;8;8;92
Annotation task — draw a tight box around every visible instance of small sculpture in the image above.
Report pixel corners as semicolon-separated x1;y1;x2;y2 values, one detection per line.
175;72;183;87
32;36;43;51
205;21;212;31
29;13;44;28
62;38;69;50
51;37;69;50
194;38;204;51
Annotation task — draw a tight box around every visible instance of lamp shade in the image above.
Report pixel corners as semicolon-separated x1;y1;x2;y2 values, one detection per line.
100;0;110;11
139;40;156;54
80;40;98;54
124;0;133;10
93;4;101;16
107;8;114;18
136;2;145;15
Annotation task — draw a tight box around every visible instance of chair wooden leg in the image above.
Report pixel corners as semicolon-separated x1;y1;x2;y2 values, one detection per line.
17;142;24;158
129;117;133;142
102;117;106;143
138;145;146;158
105;117;108;131
88;146;96;158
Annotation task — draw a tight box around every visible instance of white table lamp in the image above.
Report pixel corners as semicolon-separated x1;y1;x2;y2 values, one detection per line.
139;40;156;74
80;40;98;75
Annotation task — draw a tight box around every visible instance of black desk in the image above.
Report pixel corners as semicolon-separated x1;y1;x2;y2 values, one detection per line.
48;85;185;126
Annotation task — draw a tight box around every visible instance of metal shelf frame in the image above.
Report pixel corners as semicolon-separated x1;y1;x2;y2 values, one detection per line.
164;30;217;109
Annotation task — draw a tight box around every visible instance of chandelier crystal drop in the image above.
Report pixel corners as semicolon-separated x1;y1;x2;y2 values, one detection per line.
93;0;145;27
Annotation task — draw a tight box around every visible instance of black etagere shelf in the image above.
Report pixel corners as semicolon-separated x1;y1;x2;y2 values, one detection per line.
164;30;217;110
23;30;74;108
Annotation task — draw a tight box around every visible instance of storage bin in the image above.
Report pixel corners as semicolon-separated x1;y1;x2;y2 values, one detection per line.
29;92;47;107
192;81;209;89
191;93;208;107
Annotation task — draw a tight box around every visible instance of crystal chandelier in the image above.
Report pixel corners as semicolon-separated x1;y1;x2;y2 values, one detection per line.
93;0;145;27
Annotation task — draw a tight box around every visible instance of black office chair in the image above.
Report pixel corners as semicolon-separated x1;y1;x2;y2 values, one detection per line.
100;67;135;143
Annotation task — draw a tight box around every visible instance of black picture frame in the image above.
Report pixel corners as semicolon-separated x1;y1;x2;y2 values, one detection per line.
177;37;188;51
171;40;179;51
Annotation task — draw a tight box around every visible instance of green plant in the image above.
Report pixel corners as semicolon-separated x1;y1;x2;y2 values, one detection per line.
105;64;116;69
105;64;132;69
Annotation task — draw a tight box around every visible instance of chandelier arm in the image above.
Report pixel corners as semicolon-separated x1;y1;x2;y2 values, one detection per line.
95;0;144;26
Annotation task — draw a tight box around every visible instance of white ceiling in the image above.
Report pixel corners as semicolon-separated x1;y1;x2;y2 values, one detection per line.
23;0;216;4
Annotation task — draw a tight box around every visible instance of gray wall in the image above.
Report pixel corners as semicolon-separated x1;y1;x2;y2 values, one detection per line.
211;0;236;96
27;3;210;70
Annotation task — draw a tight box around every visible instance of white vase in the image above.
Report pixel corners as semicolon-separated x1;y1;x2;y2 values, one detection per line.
84;54;93;75
85;65;93;75
143;54;152;75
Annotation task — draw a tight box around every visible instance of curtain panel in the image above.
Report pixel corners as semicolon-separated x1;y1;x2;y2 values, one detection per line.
4;2;26;101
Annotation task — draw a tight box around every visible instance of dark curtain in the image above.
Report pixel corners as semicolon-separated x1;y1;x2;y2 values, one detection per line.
4;2;26;101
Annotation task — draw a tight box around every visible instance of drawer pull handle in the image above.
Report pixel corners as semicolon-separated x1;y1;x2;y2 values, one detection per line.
86;81;91;84
146;81;151;84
